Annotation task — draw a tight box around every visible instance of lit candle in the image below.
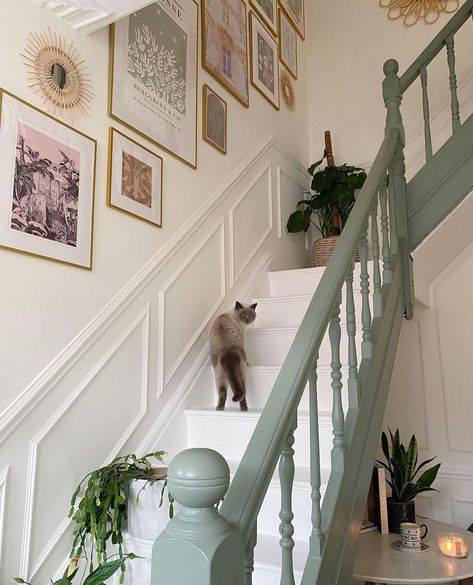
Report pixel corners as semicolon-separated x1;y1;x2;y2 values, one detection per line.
437;533;469;558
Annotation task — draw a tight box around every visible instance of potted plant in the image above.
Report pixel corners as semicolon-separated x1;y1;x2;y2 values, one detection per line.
376;429;441;533
14;450;173;585
286;151;367;267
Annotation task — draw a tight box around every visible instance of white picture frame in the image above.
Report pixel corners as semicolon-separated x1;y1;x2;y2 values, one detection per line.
250;13;280;110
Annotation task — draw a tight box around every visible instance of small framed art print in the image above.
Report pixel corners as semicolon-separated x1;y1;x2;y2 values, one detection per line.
250;13;280;110
107;128;163;227
279;9;298;79
202;85;227;155
0;88;96;269
250;0;278;35
279;0;305;39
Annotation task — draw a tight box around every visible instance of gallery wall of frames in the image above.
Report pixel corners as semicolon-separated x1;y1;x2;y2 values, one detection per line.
0;0;304;269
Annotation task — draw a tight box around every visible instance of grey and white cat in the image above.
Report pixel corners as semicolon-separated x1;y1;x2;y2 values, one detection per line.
209;301;257;411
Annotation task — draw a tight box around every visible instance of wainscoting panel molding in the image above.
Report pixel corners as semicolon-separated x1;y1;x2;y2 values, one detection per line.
0;136;309;584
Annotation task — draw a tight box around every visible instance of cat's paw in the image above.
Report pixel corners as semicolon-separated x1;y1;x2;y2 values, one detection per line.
215;405;225;411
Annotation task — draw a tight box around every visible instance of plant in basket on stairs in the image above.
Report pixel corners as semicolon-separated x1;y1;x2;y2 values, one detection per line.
286;134;367;267
377;429;441;533
210;301;257;412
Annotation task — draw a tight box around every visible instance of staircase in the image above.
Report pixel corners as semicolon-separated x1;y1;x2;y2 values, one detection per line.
144;4;473;584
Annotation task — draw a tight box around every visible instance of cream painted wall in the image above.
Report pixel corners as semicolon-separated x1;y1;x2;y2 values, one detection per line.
305;0;473;173
0;1;312;582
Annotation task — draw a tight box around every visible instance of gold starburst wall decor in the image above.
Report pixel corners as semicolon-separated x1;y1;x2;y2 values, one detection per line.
22;28;94;119
380;0;459;26
281;69;296;111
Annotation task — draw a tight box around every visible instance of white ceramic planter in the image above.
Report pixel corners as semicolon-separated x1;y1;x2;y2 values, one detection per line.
126;478;174;541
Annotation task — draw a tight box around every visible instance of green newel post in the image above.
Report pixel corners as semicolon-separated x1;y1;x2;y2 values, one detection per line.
382;59;415;320
152;448;244;585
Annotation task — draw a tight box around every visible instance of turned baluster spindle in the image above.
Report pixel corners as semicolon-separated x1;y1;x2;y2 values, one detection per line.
244;522;257;585
279;417;297;585
388;165;399;256
330;293;345;471
345;263;359;409
371;200;382;319
446;33;461;133
309;361;324;558
379;175;392;285
420;65;433;161
360;222;373;359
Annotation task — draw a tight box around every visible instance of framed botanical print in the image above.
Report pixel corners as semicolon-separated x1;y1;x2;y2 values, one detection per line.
279;0;305;39
202;0;250;108
249;13;280;110
250;0;278;35
109;0;198;169
202;85;227;155
0;88;96;269
107;128;163;227
278;9;298;79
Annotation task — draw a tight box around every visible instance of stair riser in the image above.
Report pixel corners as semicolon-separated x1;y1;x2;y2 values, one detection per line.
246;328;361;367
186;413;334;469
269;263;373;297
253;294;364;329
246;367;349;412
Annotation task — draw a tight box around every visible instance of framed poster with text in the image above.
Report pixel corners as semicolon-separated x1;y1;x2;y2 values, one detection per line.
109;0;198;169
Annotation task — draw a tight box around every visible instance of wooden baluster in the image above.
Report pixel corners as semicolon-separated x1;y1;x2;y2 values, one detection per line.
244;522;257;585
359;222;373;359
379;175;392;285
446;33;461;133
330;293;345;471
279;416;297;585
308;361;324;558
371;201;382;319
420;65;433;161
387;164;399;256
345;263;359;410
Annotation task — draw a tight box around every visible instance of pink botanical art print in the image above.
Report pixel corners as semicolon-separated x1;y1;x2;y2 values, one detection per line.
121;151;152;208
12;122;81;247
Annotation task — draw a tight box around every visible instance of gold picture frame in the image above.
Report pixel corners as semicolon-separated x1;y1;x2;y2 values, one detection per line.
279;0;305;40
0;87;96;270
107;127;163;228
278;8;298;80
249;0;278;36
249;12;280;111
109;0;199;169
201;0;250;108
202;84;228;155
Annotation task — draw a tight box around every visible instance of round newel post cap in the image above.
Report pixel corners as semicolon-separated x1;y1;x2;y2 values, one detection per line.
384;59;399;76
168;448;230;509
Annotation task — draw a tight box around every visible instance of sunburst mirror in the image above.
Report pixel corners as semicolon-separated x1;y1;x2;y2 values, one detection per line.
380;0;460;26
22;28;93;119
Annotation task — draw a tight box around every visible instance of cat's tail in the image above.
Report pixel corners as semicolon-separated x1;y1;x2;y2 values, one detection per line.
220;353;245;403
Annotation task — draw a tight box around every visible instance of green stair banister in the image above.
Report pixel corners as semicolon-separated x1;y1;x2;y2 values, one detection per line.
151;4;473;583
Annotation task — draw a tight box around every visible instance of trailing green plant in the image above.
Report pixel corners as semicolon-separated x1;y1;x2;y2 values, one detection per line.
376;429;441;503
14;450;172;585
287;151;367;237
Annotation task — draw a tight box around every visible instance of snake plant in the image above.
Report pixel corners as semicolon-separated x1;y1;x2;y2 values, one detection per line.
376;429;441;503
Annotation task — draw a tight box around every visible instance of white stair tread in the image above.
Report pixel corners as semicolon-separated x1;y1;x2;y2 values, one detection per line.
185;407;332;421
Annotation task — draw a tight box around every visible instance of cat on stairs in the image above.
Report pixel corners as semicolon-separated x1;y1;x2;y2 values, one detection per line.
209;301;257;411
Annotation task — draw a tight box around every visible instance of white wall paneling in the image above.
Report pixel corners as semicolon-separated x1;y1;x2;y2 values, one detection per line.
158;221;226;394
229;164;273;287
0;467;9;570
276;165;309;251
384;215;473;527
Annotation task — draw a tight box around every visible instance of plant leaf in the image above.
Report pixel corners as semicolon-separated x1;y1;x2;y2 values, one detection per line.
83;559;127;585
417;463;441;489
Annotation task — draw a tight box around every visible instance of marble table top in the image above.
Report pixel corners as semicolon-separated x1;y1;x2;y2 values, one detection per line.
353;518;473;584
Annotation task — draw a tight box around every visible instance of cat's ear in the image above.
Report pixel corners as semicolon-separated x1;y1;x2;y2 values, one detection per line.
250;303;257;310
235;301;243;310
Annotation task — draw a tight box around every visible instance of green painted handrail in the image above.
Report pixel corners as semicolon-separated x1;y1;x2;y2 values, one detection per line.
220;128;400;544
399;0;473;93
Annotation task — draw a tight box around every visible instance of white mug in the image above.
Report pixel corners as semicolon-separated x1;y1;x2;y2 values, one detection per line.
400;522;428;549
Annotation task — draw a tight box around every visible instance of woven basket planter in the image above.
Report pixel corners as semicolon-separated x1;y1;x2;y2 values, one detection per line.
311;236;360;267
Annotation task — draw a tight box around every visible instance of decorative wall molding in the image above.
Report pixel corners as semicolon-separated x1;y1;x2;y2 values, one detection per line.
229;163;273;287
0;135;279;444
30;0;155;35
0;466;10;569
276;165;309;250
19;305;150;580
158;220;226;395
